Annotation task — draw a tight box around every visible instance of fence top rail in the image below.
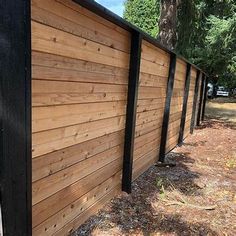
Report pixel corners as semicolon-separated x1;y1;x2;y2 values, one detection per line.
73;0;207;76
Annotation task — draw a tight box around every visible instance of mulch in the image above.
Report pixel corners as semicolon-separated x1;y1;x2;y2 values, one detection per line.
72;118;236;236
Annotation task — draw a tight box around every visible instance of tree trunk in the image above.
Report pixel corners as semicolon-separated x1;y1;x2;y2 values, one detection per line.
158;0;178;50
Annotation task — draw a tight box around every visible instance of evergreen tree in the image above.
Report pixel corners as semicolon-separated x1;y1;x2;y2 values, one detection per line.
123;0;160;37
123;0;236;88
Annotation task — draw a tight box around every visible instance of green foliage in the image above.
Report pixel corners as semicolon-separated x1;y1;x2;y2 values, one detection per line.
123;0;236;88
193;9;236;88
176;0;198;57
123;0;160;37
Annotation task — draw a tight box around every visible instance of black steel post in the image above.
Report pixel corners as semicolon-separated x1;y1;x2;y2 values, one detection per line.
158;53;177;163
190;71;201;134
122;31;142;194
201;76;208;121
178;64;192;145
0;0;32;235
196;74;205;126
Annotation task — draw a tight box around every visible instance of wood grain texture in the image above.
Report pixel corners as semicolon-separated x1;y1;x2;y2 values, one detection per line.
32;158;122;228
32;115;126;158
32;101;126;132
32;21;130;68
32;131;124;182
32;0;130;52
54;185;121;236
32;144;123;205
33;172;121;235
31;0;196;233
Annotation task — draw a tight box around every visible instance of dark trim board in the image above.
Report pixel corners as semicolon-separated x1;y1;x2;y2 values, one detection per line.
0;1;32;235
190;71;201;134
178;64;191;145
122;31;142;194
201;77;208;121
197;74;205;126
158;53;177;163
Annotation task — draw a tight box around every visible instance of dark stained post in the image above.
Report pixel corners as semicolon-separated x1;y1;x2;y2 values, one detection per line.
122;31;142;194
0;0;32;235
158;53;177;163
190;71;201;134
201;76;208;121
196;74;205;126
178;64;191;145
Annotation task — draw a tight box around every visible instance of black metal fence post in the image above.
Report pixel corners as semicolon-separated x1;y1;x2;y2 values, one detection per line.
178;64;191;145
122;31;142;194
0;1;32;235
158;53;177;163
190;71;200;134
197;74;205;126
201;76;208;121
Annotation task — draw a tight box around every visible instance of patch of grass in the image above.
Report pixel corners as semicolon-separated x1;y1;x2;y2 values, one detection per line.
226;158;236;168
155;177;166;199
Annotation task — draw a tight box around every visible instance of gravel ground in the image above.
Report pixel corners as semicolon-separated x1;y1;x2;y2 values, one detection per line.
72;100;236;236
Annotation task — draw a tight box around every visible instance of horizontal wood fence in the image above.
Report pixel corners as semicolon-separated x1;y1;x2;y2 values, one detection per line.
0;0;208;235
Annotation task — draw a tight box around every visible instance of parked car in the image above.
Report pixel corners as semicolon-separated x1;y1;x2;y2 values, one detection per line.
216;86;229;97
232;88;236;96
207;83;214;98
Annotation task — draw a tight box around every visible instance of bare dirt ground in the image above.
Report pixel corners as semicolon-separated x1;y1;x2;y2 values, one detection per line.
73;98;236;236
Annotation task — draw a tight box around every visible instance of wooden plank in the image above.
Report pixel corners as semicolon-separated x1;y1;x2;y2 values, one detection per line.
138;86;167;100
32;63;129;86
137;98;165;113
32;21;130;68
32;158;122;228
169;111;182;123
32;51;129;84
133;148;158;180
32;115;126;158
33;91;127;107
53;184;121;236
170;101;184;110
31;0;130;52
167;126;181;138
32;101;126;132
134;137;161;162
141;48;169;68
139;72;168;88
33;108;165;158
140;59;169;77
172;90;185;98
134;128;161;150
58;0;129;36
32;172;121;235
32;79;127;106
175;70;186;81
32;130;124;182
142;40;170;66
32;144;122;205
167;127;180;140
166;137;178;152
135;119;162;138
33;79;127;94
136;109;164;126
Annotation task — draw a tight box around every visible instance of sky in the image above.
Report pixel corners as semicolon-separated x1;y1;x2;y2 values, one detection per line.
95;0;125;17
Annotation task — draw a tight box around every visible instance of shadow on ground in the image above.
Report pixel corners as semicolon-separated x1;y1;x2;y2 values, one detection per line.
196;117;236;130
73;100;236;236
73;152;217;236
